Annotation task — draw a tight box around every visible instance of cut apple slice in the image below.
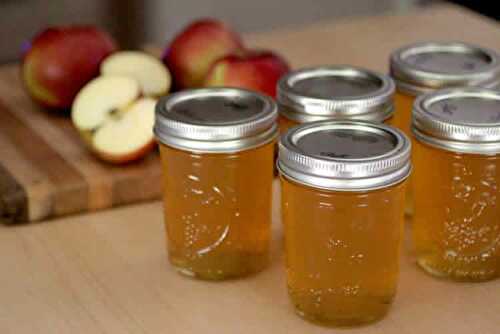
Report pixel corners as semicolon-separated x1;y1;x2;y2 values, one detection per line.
100;51;171;97
92;98;156;164
72;76;139;131
72;76;157;164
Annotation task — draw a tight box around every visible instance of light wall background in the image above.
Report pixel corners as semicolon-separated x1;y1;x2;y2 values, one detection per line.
0;0;419;63
143;0;417;44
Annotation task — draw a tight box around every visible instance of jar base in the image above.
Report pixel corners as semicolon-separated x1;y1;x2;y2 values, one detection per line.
294;304;389;327
291;294;392;327
417;257;499;282
169;251;268;281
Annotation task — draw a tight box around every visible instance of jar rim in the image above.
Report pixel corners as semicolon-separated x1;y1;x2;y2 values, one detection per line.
277;65;395;122
390;41;500;96
412;87;500;154
278;121;412;191
154;88;278;153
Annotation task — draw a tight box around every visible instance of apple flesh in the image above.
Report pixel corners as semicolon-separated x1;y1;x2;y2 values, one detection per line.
162;19;244;89
92;98;157;164
71;76;139;132
100;51;171;97
203;50;290;97
71;76;156;164
22;25;117;110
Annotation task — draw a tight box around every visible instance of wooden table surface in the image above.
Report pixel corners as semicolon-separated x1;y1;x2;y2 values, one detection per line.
2;4;500;334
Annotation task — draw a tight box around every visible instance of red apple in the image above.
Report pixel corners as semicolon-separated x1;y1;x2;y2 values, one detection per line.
203;50;290;97
22;26;117;110
162;19;244;89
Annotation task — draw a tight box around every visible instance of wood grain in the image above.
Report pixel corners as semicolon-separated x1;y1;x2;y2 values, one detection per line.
0;100;88;216
0;163;27;223
0;131;55;221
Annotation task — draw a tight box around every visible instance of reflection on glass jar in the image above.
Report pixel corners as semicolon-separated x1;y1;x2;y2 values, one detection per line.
278;121;411;326
277;66;395;133
390;42;500;215
412;88;500;282
155;88;278;280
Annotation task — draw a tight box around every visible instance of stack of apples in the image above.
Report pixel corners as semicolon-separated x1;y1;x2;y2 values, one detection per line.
163;19;290;97
21;19;290;164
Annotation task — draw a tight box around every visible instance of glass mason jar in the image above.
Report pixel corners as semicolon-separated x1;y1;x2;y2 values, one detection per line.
277;66;396;133
391;42;500;136
154;88;278;280
390;42;500;215
278;121;411;327
412;88;500;282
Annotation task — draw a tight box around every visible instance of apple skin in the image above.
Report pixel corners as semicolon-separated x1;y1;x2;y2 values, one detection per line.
93;139;156;165
77;126;157;165
162;19;244;89
203;50;290;97
22;26;117;110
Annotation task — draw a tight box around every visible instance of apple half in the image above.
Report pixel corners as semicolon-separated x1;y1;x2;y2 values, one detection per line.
100;51;171;97
72;76;157;164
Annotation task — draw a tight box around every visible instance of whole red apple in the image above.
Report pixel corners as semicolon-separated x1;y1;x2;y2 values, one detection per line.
162;19;244;89
203;50;290;97
22;26;117;110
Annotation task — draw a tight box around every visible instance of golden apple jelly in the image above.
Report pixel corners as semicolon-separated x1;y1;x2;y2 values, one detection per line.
391;42;500;137
412;88;500;282
390;42;500;215
278;121;411;326
277;66;396;133
154;88;278;280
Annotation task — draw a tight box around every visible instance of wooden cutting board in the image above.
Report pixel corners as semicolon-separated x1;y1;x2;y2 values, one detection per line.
0;65;162;223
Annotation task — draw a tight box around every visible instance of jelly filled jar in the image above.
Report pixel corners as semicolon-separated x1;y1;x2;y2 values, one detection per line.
278;121;411;326
390;42;500;215
390;42;500;137
154;88;278;280
277;66;396;133
412;88;500;282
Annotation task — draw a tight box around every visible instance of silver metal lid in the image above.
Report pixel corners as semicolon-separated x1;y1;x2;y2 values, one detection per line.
278;121;411;191
154;88;278;153
390;42;500;96
412;88;500;154
277;66;395;123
